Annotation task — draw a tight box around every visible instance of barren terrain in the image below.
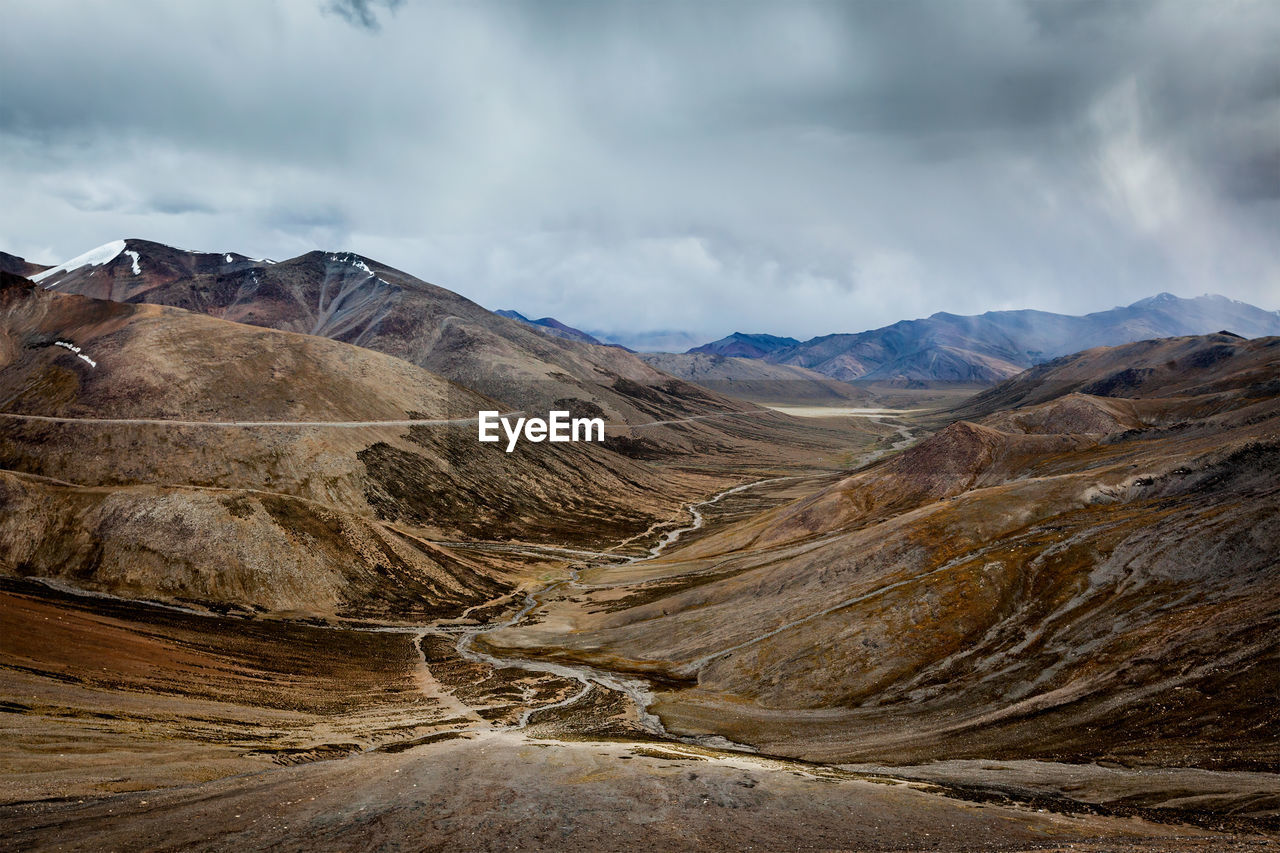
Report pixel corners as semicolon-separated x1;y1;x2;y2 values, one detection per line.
1;258;1276;850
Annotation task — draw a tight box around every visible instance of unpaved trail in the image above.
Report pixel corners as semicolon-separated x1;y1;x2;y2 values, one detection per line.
0;411;517;428
0;407;775;430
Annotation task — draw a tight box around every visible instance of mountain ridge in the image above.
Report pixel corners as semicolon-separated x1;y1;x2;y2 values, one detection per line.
688;332;800;358
494;309;605;345
28;243;1276;387
0;250;51;279
15;239;857;475
688;293;1280;383
23;239;744;430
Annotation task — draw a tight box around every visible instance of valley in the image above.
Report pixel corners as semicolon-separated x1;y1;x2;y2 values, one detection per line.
0;246;1276;851
5;450;1274;851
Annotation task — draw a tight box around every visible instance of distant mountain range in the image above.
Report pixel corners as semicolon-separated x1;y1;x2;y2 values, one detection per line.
468;294;1280;385
687;294;1280;383
20;239;1280;387
495;310;606;345
638;352;869;405
494;310;709;353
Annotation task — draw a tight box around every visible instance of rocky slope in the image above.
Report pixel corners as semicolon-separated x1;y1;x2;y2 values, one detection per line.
953;331;1280;417
0;251;49;278
482;333;1280;770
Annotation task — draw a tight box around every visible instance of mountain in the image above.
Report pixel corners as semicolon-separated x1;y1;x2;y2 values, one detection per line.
688;332;800;358
0;269;852;618
952;329;1280;419
28;239;666;422
0;270;518;616
0;250;49;278
27;239;853;468
3;269;776;610
702;294;1280;384
494;309;604;345
638;352;870;405
482;332;1280;771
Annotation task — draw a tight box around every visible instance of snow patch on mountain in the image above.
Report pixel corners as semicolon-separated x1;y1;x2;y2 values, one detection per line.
328;252;374;276
124;250;141;275
31;240;127;285
54;340;97;368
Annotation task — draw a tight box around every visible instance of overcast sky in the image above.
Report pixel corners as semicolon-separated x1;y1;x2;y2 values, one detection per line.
2;0;1278;342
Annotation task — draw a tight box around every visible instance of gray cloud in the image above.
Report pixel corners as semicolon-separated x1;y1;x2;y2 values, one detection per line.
326;0;404;30
1;0;1277;344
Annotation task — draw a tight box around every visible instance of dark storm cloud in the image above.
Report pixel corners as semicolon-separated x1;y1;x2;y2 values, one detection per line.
1;0;1277;344
325;0;404;30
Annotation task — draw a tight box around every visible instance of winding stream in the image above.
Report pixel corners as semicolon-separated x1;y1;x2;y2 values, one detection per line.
444;475;797;746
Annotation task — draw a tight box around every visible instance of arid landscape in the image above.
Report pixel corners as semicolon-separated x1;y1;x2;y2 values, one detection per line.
0;238;1276;852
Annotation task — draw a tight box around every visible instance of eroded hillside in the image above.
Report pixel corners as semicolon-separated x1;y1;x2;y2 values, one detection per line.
0;270;864;616
481;334;1280;770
